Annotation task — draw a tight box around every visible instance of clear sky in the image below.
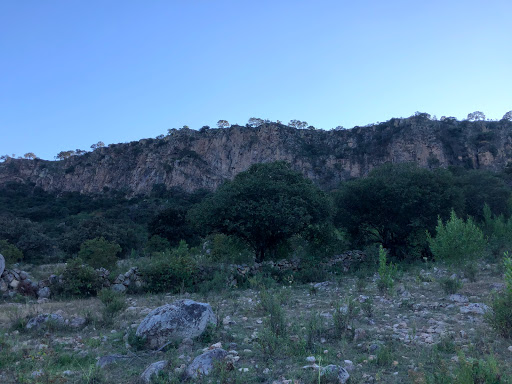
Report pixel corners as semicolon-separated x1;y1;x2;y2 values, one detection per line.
1;0;511;160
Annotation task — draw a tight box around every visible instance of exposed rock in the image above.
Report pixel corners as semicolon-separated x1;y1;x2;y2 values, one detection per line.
96;354;128;369
136;299;217;349
321;365;350;384
460;303;490;315
111;284;126;293
69;316;87;328
0;254;4;277
448;294;469;303
26;313;65;330
141;360;167;383
185;348;228;378
3;120;510;196
37;287;51;299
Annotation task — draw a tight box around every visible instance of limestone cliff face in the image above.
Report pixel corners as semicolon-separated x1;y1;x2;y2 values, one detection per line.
1;117;512;195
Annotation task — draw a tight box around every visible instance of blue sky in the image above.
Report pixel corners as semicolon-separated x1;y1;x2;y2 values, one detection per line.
1;0;511;160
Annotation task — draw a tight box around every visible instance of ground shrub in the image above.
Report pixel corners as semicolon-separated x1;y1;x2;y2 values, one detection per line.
377;245;397;292
440;277;463;294
98;288;126;326
427;210;486;265
55;257;102;298
139;240;197;293
486;252;512;339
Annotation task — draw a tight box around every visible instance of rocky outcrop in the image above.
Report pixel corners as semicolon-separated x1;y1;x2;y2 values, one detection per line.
2;118;511;195
136;299;217;349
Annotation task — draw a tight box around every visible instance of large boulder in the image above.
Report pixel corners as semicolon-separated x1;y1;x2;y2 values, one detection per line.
185;348;228;378
136;299;217;349
0;254;4;277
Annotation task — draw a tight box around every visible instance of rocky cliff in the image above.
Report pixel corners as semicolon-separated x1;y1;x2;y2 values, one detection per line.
1;116;512;195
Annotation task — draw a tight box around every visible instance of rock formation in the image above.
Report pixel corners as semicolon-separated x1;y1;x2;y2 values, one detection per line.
1;118;511;195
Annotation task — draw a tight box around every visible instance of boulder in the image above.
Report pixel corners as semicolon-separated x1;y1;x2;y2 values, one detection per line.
460;303;490;315
96;354;127;369
321;365;350;384
0;254;4;277
111;284;126;293
26;314;65;330
141;360;167;383
185;348;228;378
136;299;217;349
37;287;51;299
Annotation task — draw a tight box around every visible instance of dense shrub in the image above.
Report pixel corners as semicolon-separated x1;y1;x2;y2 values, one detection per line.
78;237;121;270
145;235;170;254
55;258;102;298
427;210;486;264
334;163;463;260
139;240;197;293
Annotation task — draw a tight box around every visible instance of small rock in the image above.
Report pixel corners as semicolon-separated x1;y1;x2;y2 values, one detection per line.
306;356;316;363
0;254;5;277
111;284;126;293
141;360;167;383
185;348;228;378
508;346;512;352
448;294;468;303
26;314;65;330
31;370;43;378
96;354;126;368
69;316;87;328
460;303;490;315
321;365;350;384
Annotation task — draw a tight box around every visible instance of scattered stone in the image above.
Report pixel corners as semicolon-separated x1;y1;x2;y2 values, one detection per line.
448;294;468;303
141;360;167;383
136;299;217;349
31;370;43;378
508;346;512;352
26;313;65;330
306;356;316;363
460;303;490;315
185;348;228;378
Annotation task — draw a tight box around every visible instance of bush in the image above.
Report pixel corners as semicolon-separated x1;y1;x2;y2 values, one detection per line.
78;237;121;270
98;289;126;326
140;240;197;293
0;239;23;264
440;277;463;294
486;252;512;339
56;257;102;298
145;235;170;254
377;246;397;292
427;210;486;265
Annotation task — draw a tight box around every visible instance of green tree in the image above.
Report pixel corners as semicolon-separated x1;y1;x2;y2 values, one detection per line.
334;163;463;259
248;117;264;127
502;110;512;121
191;162;332;262
217;120;230;128
78;237;121;270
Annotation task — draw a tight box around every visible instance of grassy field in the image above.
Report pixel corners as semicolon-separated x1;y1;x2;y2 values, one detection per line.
1;259;511;383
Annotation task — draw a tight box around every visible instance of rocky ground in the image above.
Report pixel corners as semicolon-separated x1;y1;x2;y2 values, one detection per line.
0;260;511;383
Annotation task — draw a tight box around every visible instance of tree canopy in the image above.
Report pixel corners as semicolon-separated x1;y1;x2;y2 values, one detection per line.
191;161;332;262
